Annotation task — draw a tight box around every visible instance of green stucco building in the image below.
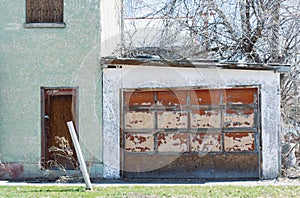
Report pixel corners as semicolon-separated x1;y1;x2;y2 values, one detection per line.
0;0;121;180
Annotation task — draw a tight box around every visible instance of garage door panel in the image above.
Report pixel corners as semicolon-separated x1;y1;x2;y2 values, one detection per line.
157;90;187;106
190;110;221;128
125;133;155;152
224;88;258;104
157;133;188;153
190;89;222;105
157;111;188;129
124;111;155;129
124;91;155;106
224;132;255;151
224;109;255;128
124;154;258;179
190;133;222;152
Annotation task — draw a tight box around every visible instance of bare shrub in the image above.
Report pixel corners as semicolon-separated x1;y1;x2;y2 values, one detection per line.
43;136;80;183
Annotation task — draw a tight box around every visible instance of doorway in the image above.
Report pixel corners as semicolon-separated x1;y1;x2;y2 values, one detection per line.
41;87;78;170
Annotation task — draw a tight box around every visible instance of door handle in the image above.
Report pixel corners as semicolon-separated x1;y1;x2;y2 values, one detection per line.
44;115;50;121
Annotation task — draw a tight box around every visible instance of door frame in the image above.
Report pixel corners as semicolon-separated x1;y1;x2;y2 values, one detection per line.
40;87;79;168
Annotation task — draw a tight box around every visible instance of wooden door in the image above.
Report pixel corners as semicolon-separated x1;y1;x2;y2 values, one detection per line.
41;88;78;170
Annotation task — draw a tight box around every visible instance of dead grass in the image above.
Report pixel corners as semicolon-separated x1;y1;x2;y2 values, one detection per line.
41;136;79;182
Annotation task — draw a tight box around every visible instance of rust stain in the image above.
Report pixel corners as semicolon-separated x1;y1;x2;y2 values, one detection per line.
157;111;188;129
125;133;154;152
224;132;255;151
157;90;187;106
191;110;221;128
190;133;221;152
124;91;154;106
224;109;254;128
125;111;155;129
157;133;188;152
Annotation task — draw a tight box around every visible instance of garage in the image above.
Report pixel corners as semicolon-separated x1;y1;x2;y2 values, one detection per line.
102;58;287;180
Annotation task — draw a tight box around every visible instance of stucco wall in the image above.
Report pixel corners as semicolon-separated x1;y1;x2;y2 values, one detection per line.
103;66;281;179
0;0;103;179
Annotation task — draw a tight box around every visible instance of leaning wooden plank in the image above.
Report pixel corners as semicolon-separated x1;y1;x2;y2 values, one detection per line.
67;121;92;191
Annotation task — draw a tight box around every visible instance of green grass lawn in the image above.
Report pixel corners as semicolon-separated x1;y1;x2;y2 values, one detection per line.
0;185;299;198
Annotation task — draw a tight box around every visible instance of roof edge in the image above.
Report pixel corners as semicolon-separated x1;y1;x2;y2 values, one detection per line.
101;57;291;73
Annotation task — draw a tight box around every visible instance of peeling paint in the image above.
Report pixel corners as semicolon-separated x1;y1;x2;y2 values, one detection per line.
224;109;254;128
224;132;255;151
190;133;221;152
157;133;188;152
125;111;155;129
125;133;154;152
157;111;188;129
191;110;221;128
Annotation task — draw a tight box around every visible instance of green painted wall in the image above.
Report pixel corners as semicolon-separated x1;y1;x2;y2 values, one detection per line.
0;0;103;179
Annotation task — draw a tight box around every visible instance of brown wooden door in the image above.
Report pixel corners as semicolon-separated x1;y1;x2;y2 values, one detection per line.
41;88;78;170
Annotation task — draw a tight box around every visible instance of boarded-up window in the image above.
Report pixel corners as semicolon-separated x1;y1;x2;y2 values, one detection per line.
26;0;64;23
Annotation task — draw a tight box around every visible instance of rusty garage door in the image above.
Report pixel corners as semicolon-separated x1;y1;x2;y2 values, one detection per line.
121;87;260;179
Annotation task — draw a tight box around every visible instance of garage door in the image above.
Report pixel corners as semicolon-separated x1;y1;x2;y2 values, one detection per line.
121;87;260;179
